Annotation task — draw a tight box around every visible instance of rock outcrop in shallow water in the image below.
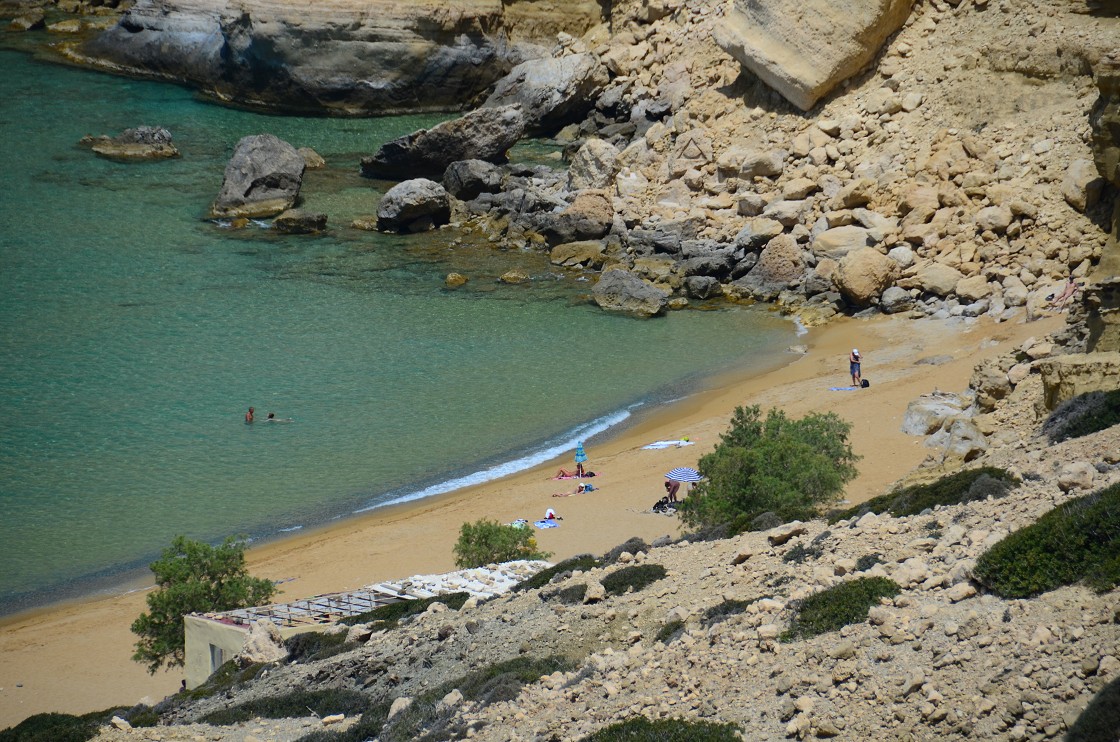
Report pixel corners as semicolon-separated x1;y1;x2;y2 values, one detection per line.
77;0;608;115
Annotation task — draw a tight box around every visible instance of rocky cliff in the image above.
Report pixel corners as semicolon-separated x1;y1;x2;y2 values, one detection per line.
73;0;608;114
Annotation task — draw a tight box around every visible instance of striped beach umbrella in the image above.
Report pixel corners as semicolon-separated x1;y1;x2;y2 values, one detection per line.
666;466;703;483
574;442;588;464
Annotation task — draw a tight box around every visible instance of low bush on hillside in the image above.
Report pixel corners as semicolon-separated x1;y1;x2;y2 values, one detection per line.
701;598;761;628
973;482;1120;598
580;716;741;741
285;630;355;664
782;542;824;564
339;592;470;628
1067;677;1120;742
1044;389;1120;443
183;660;266;700
655;619;686;644
453;518;550;569
601;564;667;596
829;467;1018;522
201;689;372;725
513;554;598;593
542;583;588;604
0;703;159;742
855;553;882;572
781;577;900;642
678;405;859;532
294;704;391;742
600;538;651;566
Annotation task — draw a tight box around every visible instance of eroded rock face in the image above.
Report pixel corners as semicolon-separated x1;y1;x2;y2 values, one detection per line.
714;0;914;111
482;53;609;136
80;0;608;115
1037;351;1120;410
361;106;526;181
1090;53;1120;278
210;134;305;219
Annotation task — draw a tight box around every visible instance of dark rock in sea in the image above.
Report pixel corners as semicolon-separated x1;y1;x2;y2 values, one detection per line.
80;126;180;161
592;270;669;317
481;53;609;136
376;178;451;233
210;134;305;219
443;160;504;201
9;10;45;31
360;106;526;181
684;275;721;300
273;209;327;234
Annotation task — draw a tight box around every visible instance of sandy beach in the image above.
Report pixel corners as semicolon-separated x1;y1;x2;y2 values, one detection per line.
0;311;1064;729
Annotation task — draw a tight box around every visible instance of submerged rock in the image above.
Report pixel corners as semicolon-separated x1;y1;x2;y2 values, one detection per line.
80;126;180;161
273;209;327;234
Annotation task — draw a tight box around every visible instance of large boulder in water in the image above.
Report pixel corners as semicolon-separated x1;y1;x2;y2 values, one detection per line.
540;191;614;246
713;0;913;111
210;134;305;219
482;53;609;136
592;270;669;317
442;160;504;201
361;106;526;181
377;179;451;233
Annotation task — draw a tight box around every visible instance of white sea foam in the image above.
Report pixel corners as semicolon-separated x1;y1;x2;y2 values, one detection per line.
355;407;636;514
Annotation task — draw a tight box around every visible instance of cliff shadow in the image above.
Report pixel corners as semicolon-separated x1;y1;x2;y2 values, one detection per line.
1066;674;1120;741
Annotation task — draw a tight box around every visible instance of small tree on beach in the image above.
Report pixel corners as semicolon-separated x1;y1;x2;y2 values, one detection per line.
678;405;859;531
131;535;276;674
454;519;551;569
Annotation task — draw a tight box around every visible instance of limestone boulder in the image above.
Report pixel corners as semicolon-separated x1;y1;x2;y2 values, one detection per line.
974;205;1013;233
925;418;987;461
836;247;899;307
734;218;786;250
713;0;914;111
684;275;721;299
483;53;609;135
1037;352;1120;410
550;240;606;268
568;140;620;191
376;178;451;233
955;275;993;302
880;286;913;314
361;106;526;180
1091;53;1120;187
901;392;969;436
900;261;965;297
238;619;288;665
971;359;1013;412
1058;462;1097;492
592;270;670;317
1062;158;1104;212
812;225;874;261
210;134;305;219
734;234;804;300
443;160;504;201
541;191;614;246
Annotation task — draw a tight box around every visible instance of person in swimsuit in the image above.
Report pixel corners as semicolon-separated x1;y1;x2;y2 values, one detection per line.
849;349;862;387
245;407;254;424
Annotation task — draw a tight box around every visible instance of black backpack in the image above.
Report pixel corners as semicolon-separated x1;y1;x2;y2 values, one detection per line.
861;379;870;388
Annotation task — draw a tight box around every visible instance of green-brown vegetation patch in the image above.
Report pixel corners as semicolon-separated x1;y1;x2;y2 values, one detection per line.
285;630;356;664
339;592;470;628
579;716;741;741
781;577;900;642
513;554;597;593
973;481;1120;598
201;689;372;725
601;564;667;596
829;467;1018;522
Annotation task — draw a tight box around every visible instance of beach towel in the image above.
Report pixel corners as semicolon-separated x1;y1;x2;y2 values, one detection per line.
829;386;859;391
508;519;529;529
642;439;694;450
534;519;560;529
551;474;579;480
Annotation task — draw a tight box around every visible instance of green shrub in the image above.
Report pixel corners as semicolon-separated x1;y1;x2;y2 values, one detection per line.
201;689;372;725
1066;677;1120;742
601;538;650;566
702;598;761;627
542;584;587;604
339;592;470;628
183;660;266;700
829;467;1018;523
295;704;391;742
781;577;900;642
655;619;686;644
1044;389;1120;443
973;482;1120;598
580;716;741;741
0;713;99;742
131;535;276;674
122;705;159;728
285;630;355;664
601;564;667;596
782;542;823;564
512;554;598;593
453;518;551;568
855;553;882;571
677;405;859;530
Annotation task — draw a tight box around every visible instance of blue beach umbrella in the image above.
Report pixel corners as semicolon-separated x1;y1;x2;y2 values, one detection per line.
574;442;588;465
666;467;703;483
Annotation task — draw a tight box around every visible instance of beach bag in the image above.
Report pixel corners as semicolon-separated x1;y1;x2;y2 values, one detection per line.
861;379;870;388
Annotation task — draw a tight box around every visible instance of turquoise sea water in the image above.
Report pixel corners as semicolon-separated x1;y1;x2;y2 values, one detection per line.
0;46;796;614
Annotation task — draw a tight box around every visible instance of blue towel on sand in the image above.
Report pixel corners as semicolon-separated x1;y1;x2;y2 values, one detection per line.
534;519;560;529
829;386;858;391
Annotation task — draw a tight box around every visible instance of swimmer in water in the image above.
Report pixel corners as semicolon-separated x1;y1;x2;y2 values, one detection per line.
245;407;254;424
265;412;293;423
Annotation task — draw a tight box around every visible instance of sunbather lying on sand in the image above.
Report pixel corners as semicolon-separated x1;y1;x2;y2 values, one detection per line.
552;482;596;497
553;468;597;479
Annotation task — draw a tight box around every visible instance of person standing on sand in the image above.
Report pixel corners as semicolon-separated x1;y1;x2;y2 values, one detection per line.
664;480;680;503
245;407;254;424
849;349;862;387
